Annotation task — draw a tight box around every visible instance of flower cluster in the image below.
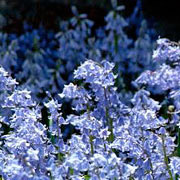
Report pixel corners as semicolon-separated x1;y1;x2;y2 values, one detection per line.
1;45;180;179
0;0;155;101
135;38;180;107
134;38;180;178
0;0;180;179
0;67;55;179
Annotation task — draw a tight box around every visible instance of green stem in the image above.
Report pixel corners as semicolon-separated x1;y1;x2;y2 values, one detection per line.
86;104;94;155
90;135;94;155
175;127;180;180
108;116;114;142
104;88;114;143
129;176;135;180
177;127;180;157
161;135;173;180
140;128;155;179
114;32;118;53
49;119;55;143
104;140;107;151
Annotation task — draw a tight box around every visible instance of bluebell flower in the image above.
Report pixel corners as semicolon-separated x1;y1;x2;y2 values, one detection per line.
170;157;180;176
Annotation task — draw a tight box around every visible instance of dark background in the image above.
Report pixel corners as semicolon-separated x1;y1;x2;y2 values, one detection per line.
0;0;180;40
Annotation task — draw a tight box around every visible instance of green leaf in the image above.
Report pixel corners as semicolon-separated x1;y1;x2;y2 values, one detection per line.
69;167;74;175
84;175;90;180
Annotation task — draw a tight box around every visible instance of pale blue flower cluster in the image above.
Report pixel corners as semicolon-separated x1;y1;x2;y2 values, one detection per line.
134;38;180;178
0;0;155;101
1;42;180;178
135;38;180;107
0;0;180;179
